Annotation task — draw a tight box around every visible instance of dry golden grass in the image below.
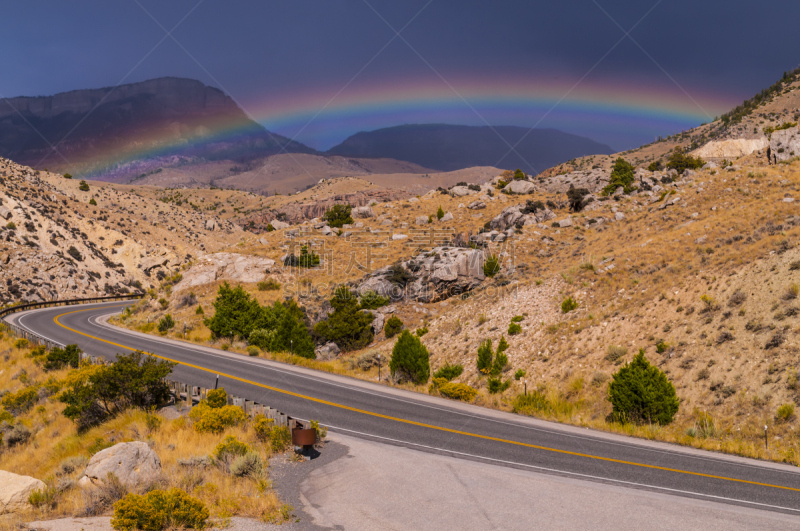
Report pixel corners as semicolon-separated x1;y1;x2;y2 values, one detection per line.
0;334;289;525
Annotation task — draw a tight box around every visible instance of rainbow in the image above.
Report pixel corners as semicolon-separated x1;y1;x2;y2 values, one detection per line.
246;75;738;150
82;75;739;176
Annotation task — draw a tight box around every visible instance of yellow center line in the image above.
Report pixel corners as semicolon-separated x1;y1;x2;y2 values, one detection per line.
55;306;800;494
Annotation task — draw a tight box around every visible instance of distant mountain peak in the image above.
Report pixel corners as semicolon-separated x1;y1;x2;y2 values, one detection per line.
326;124;613;173
0;77;316;180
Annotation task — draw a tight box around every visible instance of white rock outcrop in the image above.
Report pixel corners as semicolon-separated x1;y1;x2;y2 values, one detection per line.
174;253;276;291
692;138;768;159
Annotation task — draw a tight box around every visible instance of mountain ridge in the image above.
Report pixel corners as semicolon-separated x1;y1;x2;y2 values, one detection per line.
326;123;614;173
0;77;317;179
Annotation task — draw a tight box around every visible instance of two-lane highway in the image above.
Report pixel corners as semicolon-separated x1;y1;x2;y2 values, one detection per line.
7;302;800;515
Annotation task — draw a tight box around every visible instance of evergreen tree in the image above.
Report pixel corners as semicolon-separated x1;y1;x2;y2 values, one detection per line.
272;299;315;358
390;330;430;384
206;283;268;340
384;315;404;338
601;157;636;196
477;339;493;374
608;349;679;425
322;204;354;228
436;205;445;220
314;286;374;351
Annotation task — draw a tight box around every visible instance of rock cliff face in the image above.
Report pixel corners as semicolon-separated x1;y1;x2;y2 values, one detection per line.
0;77;315;179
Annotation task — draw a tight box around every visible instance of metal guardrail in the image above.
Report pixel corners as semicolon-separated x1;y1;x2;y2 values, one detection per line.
0;293;145;349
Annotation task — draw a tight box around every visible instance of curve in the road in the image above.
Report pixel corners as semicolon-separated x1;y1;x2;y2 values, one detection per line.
9;302;800;515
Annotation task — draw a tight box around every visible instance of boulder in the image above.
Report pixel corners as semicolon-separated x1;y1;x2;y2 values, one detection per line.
270;219;290;230
440;212;454;222
82;442;161;488
467;201;486;210
449;186;477;197
415;216;429;225
352;206;375;218
204;219;217;231
489;206;524;231
320;225;333;235
0;206;11;220
556;217;573;228
357;247;485;303
315;342;341;361
0;470;45;514
614;212;625;221
503;180;535;194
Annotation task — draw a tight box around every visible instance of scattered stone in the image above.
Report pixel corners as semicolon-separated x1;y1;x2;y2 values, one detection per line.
467;201;486;210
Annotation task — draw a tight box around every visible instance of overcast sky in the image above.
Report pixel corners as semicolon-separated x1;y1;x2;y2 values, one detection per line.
2;1;799;150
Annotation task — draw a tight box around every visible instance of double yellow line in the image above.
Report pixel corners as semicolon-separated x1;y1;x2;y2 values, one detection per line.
55;306;800;495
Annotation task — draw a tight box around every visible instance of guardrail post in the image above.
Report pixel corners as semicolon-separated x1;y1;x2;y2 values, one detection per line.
185;387;192;408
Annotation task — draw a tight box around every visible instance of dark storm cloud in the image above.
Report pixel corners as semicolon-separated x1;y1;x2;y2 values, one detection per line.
1;1;798;149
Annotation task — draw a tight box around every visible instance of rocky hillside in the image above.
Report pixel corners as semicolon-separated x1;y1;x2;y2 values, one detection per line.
0;157;246;305
116;136;800;464
542;68;800;178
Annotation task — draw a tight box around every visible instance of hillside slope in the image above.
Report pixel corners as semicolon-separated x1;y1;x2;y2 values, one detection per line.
0;157;245;305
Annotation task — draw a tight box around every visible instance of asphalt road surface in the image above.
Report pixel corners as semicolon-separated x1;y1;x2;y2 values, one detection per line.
7;302;800;518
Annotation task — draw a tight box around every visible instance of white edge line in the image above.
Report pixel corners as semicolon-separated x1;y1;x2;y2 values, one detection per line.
325;424;800;515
